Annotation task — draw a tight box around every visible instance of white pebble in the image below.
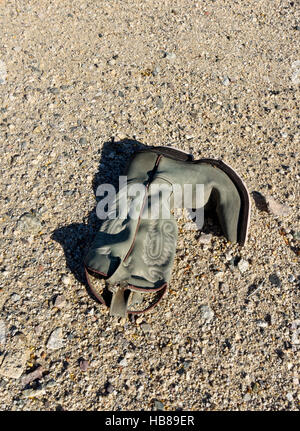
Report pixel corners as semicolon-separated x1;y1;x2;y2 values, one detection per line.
238;259;249;273
243;393;251;402
61;275;71;286
199;305;214;322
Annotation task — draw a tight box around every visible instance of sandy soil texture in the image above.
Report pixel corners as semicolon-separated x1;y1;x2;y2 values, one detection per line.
0;0;299;411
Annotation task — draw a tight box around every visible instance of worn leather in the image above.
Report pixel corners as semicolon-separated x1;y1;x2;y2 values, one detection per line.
84;147;250;316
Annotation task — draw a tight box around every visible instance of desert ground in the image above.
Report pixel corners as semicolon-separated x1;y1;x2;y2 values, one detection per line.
0;0;299;411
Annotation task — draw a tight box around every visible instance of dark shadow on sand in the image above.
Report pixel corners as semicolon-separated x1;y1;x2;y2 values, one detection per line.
51;138;147;300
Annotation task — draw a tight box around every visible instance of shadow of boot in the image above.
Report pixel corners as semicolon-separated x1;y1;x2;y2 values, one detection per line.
51;138;148;301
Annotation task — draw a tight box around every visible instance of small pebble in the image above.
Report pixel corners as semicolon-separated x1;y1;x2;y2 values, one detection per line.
291;60;300;84
266;196;292;217
21;366;44;386
215;271;225;281
48;87;60;95
76;288;86;298
53;294;67;309
185;134;194;140
199;305;214;322
63;190;75;196
199;233;212;244
23;387;46;398
46;327;64;351
152;66;160;76
16;212;43;235
79;137;87;145
44;379;57;389
79;359;89;372
136;316;143;325
292;231;300;241
291;332;299;345
238;259;249;273
155;96;164;109
269;273;281;287
34;324;43;336
153;400;165;410
243;393;251;402
0;334;30;379
225;251;233;261
164;52;176;60
222;76;230;86
0;60;7;84
256;320;268;329
61;275;71;286
0;320;6;346
10;293;21;302
106;383;114;394
140;323;151;332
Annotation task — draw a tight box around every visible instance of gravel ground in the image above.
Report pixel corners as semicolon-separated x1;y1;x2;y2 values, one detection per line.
0;0;299;411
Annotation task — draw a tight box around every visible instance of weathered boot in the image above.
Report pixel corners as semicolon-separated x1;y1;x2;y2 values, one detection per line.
84;146;250;317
